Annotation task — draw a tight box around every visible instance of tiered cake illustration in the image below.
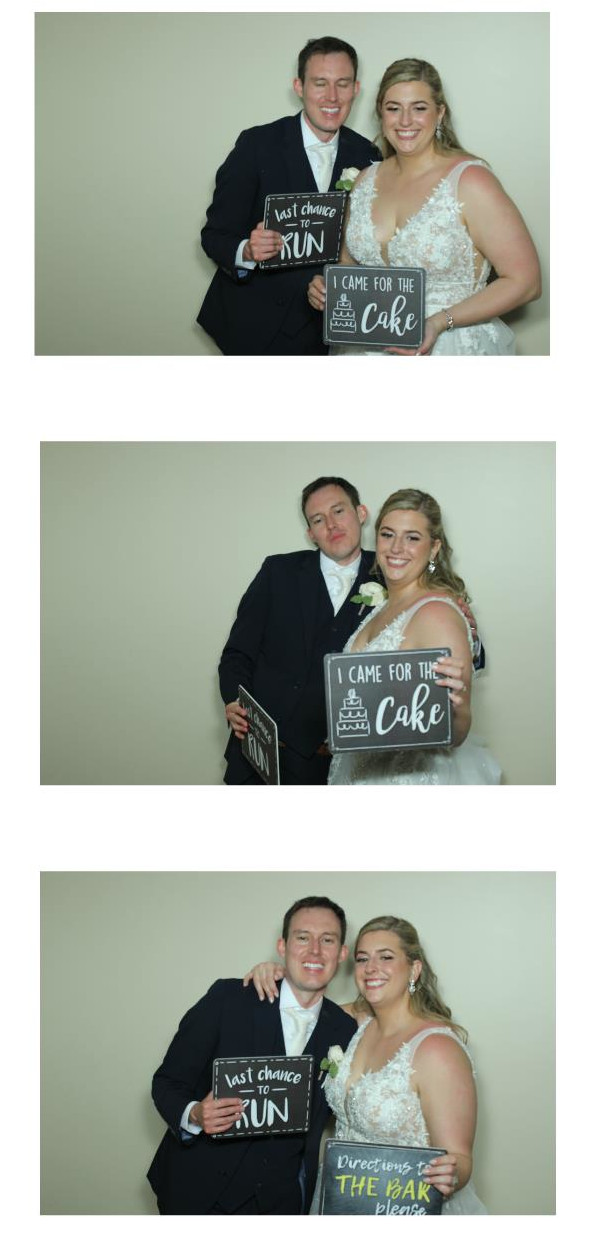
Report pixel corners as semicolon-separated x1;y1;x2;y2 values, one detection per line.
330;292;356;334
337;687;370;738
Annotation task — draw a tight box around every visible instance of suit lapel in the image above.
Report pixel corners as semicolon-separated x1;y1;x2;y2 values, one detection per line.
305;1000;333;1062
284;113;318;191
334;549;376;635
252;996;286;1056
332;127;364;186
299;551;331;651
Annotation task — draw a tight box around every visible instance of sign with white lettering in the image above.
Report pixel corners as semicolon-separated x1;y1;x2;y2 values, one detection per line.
324;649;452;752
260;192;346;269
319;1140;446;1215
323;265;425;348
212;1055;314;1137
239;685;280;785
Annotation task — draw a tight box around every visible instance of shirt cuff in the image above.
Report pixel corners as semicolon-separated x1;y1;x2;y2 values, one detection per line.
235;240;256;270
181;1101;202;1135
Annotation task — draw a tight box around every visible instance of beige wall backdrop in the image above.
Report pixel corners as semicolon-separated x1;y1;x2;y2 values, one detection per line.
40;871;555;1215
40;440;555;785
35;11;549;355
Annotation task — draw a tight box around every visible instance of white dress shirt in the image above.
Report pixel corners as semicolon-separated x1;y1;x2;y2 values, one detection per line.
236;114;339;269
180;978;322;1135
320;550;361;614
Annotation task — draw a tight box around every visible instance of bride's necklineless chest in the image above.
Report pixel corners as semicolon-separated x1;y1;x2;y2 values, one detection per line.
348;1020;428;1084
350;599;411;652
371;159;464;241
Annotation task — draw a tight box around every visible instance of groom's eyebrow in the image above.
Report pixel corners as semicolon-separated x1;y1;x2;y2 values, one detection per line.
293;928;338;939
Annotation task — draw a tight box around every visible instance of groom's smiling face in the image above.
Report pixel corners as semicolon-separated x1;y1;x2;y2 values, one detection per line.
305;485;366;565
277;906;348;998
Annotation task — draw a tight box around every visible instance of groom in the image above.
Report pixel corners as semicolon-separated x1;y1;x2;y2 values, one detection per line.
147;896;356;1214
196;36;381;355
218;476;377;784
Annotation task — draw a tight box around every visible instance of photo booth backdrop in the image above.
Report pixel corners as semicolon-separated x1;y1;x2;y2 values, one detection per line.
35;11;549;355
40;871;555;1215
40;440;555;785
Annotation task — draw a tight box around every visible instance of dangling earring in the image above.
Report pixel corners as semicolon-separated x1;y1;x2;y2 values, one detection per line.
408;977;416;995
427;560;436;574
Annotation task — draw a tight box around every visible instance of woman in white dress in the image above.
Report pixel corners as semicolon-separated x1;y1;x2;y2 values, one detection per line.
328;487;501;784
309;58;541;355
245;915;487;1214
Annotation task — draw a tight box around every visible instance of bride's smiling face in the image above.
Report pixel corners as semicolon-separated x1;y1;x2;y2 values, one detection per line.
376;508;441;591
381;80;443;157
354;930;421;1007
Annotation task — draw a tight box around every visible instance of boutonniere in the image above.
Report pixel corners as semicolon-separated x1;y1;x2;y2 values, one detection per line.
319;1044;345;1081
350;581;388;615
335;166;360;192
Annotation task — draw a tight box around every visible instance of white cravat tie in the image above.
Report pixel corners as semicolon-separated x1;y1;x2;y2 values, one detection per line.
283;1005;316;1055
312;143;335;192
329;565;356;615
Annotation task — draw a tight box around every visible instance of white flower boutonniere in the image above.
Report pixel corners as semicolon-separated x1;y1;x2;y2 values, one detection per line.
350;581;388;615
319;1044;345;1081
335;166;360;192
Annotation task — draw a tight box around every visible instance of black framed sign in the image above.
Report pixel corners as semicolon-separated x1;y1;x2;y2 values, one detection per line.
324;649;452;753
212;1055;314;1137
259;192;346;269
323;265;425;348
319;1141;447;1215
238;685;280;785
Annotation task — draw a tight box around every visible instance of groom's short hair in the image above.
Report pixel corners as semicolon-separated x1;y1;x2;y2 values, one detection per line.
297;37;359;83
282;896;347;944
301;476;361;519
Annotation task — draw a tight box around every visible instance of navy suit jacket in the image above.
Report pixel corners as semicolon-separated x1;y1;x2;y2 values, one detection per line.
147;979;357;1214
197;112;381;354
218;548;376;782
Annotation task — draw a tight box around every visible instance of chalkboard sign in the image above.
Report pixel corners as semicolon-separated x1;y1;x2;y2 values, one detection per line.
212;1055;314;1137
239;685;280;785
324;265;425;348
260;192;346;269
319;1140;446;1215
324;649;452;753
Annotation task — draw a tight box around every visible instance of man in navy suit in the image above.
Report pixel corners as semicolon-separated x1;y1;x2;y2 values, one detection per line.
219;476;377;785
197;36;381;354
147;896;356;1214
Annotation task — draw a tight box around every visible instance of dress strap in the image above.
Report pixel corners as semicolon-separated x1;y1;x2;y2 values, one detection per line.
401;595;471;645
445;159;490;197
405;1026;473;1069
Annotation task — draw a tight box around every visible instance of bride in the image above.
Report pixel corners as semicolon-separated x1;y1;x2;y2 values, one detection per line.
245;915;487;1214
328;488;501;784
309;58;541;355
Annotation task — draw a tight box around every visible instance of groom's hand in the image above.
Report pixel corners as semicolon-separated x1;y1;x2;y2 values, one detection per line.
243;221;283;263
225;700;249;739
190;1092;244;1134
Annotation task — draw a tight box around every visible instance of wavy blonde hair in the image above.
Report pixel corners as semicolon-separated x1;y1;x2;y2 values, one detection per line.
371;488;470;603
375;58;471;160
353;915;467;1043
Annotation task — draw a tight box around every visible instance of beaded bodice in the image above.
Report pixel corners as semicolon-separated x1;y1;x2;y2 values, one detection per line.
345;160;491;315
324;1021;473;1148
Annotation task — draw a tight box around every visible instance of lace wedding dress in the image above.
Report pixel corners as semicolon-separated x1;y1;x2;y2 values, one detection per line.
311;1021;487;1214
334;159;516;355
327;596;501;785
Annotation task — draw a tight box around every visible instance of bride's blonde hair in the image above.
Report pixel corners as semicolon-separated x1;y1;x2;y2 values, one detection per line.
371;488;470;603
352;915;468;1043
375;58;469;159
